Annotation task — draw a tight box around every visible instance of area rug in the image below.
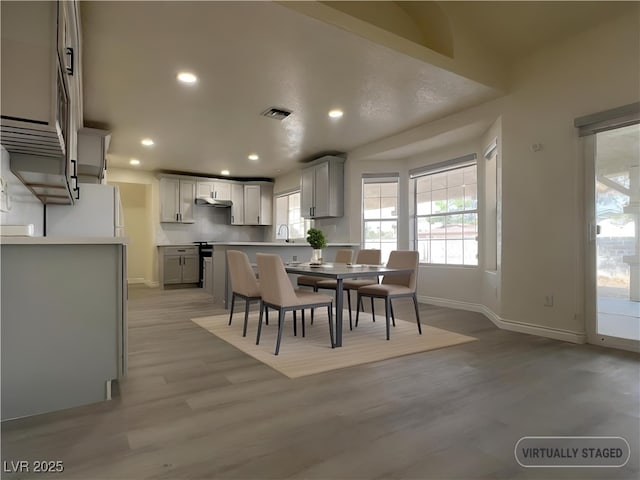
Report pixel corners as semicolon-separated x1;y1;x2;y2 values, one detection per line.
192;309;476;378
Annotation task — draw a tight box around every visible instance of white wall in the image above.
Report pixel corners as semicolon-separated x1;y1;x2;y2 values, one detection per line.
498;12;639;336
0;147;43;236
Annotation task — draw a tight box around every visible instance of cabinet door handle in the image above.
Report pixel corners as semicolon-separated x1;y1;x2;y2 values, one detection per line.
176;213;179;221
65;47;74;76
231;215;234;224
214;191;217;199
257;216;260;223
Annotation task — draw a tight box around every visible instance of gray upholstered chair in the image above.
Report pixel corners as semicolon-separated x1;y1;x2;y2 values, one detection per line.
256;253;334;355
227;250;261;337
355;250;421;340
315;249;381;330
296;248;354;291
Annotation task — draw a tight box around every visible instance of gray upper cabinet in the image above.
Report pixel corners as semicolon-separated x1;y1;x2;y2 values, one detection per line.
301;156;344;218
242;183;273;226
1;0;83;205
196;180;231;200
230;183;244;225
77;127;110;183
160;177;195;223
243;185;261;225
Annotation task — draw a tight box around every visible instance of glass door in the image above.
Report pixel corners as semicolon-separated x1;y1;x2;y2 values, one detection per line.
589;123;640;348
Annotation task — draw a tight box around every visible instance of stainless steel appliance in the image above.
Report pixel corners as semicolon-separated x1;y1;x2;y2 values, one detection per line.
193;241;213;288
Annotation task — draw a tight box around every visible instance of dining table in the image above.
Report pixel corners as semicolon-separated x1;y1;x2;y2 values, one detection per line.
284;262;415;347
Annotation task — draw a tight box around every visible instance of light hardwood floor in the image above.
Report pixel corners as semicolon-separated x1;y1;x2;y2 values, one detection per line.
2;286;639;479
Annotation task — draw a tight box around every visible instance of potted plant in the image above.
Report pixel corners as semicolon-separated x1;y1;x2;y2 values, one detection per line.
306;228;327;264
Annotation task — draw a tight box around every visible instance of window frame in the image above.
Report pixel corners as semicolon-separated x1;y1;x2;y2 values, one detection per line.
361;174;400;264
274;189;310;240
411;156;479;267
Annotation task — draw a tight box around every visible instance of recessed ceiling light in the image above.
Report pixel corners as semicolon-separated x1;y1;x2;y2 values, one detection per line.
141;138;154;146
221;170;230;176
328;109;344;118
177;72;198;84
248;154;259;161
130;159;140;166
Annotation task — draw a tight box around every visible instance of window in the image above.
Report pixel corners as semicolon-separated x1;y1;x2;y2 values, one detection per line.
362;176;399;263
413;158;478;266
275;191;310;240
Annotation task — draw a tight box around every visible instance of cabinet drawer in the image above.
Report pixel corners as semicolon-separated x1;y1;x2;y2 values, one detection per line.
164;246;197;256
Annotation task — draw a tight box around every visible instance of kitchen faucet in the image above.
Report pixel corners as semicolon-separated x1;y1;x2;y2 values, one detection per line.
277;224;292;243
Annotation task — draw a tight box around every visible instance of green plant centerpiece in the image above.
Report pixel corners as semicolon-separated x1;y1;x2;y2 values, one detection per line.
306;228;327;264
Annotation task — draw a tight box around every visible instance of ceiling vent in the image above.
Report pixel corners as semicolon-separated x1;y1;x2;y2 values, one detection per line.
261;107;292;120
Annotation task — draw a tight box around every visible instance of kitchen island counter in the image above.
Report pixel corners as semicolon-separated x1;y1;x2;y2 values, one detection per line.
1;236;127;245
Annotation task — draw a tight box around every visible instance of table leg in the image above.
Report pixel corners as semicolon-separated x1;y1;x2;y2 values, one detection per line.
335;278;344;347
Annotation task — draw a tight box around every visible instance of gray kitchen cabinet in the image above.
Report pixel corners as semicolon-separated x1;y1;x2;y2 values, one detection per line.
160;177;195;223
197;180;231;200
77;127;111;183
181;255;199;283
1;241;127;420
230;183;244;225
1;0;83;205
243;184;261;225
242;183;273;226
160;246;199;287
162;255;182;284
301;156;344;218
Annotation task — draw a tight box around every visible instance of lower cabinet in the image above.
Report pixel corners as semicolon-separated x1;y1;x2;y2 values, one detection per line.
160;246;199;287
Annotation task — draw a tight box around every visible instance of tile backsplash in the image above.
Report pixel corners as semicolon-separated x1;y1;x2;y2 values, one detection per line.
155;204;265;244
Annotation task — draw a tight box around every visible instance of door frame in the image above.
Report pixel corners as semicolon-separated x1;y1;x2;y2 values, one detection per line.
584;134;640;353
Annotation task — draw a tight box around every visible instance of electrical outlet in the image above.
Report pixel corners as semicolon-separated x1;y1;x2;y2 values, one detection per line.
544;294;554;307
292;255;297;262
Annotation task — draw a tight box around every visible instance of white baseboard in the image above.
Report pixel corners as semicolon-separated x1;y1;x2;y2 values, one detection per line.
417;295;587;344
127;278;160;288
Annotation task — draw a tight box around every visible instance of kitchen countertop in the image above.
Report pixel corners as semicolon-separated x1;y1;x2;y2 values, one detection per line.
157;243;198;247
1;237;127;245
210;242;359;247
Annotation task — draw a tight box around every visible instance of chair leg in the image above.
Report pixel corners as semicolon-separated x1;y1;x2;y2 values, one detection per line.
242;298;250;337
327;305;334;348
355;293;361;327
390;299;396;327
371;297;376;322
301;309;306;337
228;293;236;325
311;308;314;325
265;306;269;326
346;289;352;330
293;310;297;336
275;309;285;355
385;297;391;341
413;294;422;335
256;301;264;345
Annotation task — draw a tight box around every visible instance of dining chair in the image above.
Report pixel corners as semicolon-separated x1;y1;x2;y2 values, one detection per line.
227;250;262;337
355;250;421;340
296;248;354;291
315;249;381;330
256;253;335;355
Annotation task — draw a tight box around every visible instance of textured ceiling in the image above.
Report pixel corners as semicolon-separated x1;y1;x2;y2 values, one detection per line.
81;1;498;177
81;1;632;177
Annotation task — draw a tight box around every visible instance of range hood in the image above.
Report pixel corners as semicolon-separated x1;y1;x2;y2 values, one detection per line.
195;196;232;207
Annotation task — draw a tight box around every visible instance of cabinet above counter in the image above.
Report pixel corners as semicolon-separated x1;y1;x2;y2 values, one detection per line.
158;173;273;226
